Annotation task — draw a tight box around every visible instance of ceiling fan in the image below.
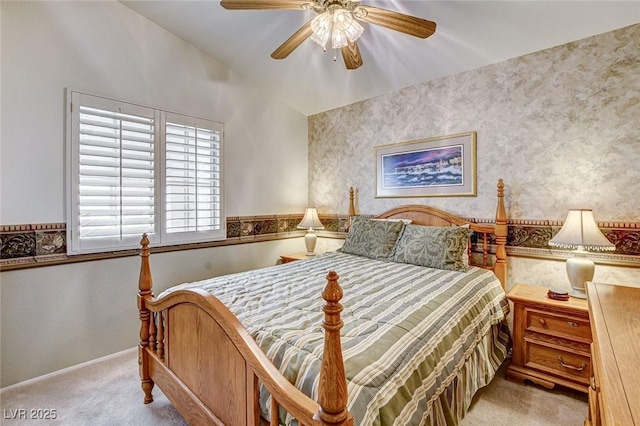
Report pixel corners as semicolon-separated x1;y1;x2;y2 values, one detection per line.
219;0;436;70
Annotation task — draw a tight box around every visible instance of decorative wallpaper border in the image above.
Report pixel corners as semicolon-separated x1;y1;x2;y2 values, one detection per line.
504;218;639;251
0;223;68;266
1;216;637;271
0;214;350;271
504;218;639;266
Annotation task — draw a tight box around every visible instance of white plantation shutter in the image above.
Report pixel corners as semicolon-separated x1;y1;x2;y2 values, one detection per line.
162;113;224;243
67;91;224;254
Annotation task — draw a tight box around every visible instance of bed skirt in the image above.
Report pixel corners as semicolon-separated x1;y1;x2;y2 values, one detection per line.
424;320;511;426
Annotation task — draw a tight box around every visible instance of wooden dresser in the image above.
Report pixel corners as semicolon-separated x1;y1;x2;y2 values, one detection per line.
507;283;592;393
586;282;640;426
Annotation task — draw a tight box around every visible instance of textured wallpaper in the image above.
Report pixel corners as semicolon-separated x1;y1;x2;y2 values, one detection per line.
308;23;640;289
309;23;640;223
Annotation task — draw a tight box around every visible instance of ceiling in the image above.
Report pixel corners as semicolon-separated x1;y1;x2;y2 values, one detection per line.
121;1;640;116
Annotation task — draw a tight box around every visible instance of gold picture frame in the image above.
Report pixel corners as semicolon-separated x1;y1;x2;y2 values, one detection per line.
375;131;477;198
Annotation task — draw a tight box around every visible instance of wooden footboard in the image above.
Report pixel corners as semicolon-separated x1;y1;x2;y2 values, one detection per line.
137;235;353;426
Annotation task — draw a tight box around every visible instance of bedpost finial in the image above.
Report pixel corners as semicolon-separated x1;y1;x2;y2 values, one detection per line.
348;188;355;218
495;179;507;225
138;233;153;294
140;233;151;261
323;271;343;304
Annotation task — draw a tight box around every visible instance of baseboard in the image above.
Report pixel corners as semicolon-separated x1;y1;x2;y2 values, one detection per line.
0;347;137;393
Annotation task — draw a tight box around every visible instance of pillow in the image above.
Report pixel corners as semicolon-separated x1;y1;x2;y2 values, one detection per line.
338;216;405;260
391;224;472;271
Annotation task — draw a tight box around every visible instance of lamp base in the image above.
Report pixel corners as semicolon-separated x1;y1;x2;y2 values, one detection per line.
565;252;594;300
568;287;587;299
304;230;317;256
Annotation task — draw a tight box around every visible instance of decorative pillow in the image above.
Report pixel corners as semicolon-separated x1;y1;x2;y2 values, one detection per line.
391;224;472;271
338;216;405;260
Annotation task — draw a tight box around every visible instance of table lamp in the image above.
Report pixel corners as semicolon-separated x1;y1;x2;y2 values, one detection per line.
297;207;324;255
548;209;615;298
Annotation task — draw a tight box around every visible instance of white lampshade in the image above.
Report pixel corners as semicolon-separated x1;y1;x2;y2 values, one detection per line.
549;209;615;251
297;208;324;256
297;208;324;230
549;209;615;299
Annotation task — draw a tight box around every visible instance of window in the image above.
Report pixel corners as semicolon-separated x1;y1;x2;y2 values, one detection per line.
162;113;223;244
67;91;224;254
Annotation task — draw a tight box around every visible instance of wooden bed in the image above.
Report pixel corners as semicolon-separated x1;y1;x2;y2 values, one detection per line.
137;179;508;426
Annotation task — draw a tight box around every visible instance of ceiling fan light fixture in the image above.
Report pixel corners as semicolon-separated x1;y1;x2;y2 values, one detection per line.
331;28;349;49
221;0;437;70
310;11;333;47
342;18;363;42
333;8;353;31
310;6;363;50
334;8;363;43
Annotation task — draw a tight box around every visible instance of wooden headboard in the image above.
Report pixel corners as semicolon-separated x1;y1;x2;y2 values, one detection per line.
348;179;508;290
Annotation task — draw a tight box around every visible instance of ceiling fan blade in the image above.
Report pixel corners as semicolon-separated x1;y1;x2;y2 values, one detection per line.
271;21;313;59
356;5;436;39
220;0;310;10
341;40;363;70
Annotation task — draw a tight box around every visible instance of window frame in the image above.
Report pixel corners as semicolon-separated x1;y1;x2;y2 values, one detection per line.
66;89;225;255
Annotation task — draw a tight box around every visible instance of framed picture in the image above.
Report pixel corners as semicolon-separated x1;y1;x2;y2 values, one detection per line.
375;131;477;198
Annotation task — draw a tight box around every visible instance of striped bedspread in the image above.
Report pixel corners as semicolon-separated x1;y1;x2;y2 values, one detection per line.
163;251;511;426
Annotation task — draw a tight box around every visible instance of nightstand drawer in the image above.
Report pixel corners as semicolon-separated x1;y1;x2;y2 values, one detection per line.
526;307;591;343
526;342;591;386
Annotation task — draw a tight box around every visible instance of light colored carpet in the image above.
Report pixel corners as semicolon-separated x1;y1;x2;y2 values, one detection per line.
1;348;587;425
460;362;588;425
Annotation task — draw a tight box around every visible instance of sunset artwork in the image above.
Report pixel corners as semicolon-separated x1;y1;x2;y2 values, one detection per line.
382;145;464;189
375;132;476;198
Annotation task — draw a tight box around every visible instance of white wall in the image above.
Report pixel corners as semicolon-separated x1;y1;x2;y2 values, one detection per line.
0;0;308;222
0;238;305;388
0;1;308;387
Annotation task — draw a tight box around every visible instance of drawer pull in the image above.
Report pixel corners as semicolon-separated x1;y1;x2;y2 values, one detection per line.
539;318;546;326
567;321;579;327
557;356;586;372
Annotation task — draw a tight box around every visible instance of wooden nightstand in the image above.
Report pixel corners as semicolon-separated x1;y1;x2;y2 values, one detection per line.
280;252;314;263
506;283;591;393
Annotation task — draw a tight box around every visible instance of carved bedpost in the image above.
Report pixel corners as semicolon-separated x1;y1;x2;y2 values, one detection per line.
314;271;354;426
348;187;355;217
494;179;508;291
138;233;155;404
347;187;356;231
